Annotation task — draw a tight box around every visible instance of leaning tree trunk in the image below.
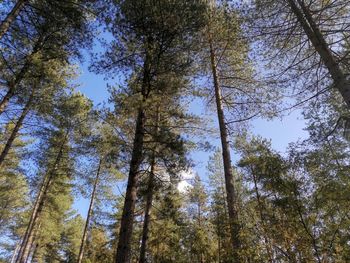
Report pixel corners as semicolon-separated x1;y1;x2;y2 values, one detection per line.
209;38;241;262
10;243;20;263
15;177;47;263
0;0;28;40
77;160;102;263
15;136;67;263
0;34;43;116
139;156;156;263
287;0;350;107
27;242;39;263
0;87;34;167
115;49;151;263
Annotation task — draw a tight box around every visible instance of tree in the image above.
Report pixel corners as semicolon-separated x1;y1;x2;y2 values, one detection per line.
236;131;350;262
14;92;92;263
198;2;258;260
77;122;124;263
251;0;350;109
0;122;28;255
207;149;232;262
186;175;215;263
94;1;205;261
0;59;77;167
60;215;85;263
0;0;92;115
286;0;350;107
148;183;188;263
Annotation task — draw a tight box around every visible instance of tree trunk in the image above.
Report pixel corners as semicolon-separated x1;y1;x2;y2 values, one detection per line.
218;232;221;263
287;0;350;107
29;242;40;263
251;169;274;262
139;106;160;263
115;47;151;262
0;35;42;116
10;242;20;263
0;0;28;40
15;136;67;263
115;108;145;263
77;160;102;263
209;38;241;262
0;87;34;167
139;157;156;263
0;87;16;116
25;235;39;263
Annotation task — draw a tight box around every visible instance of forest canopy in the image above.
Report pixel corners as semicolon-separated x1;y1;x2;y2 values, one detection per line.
1;0;350;262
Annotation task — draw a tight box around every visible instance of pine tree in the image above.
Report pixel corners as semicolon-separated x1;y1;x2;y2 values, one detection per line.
14;93;92;263
0;0;92;115
94;1;205;261
186;175;215;263
197;2;258;260
0;122;28;258
251;0;350;108
207;149;232;262
76;121;124;263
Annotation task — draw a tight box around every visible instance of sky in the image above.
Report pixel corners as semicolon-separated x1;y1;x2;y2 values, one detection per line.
74;54;309;217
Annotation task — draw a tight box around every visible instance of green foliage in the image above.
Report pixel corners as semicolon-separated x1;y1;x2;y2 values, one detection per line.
2;0;350;262
0;122;28;255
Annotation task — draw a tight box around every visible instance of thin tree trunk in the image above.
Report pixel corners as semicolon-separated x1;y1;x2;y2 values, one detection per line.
29;242;40;263
287;0;350;107
17;185;47;263
139;106;160;263
25;238;39;263
139;156;156;263
251;169;274;262
0;87;34;167
77;159;103;263
0;87;15;116
209;38;241;262
0;0;28;40
15;177;46;263
10;243;20;263
15;135;67;263
115;48;151;262
216;219;223;262
0;35;43;116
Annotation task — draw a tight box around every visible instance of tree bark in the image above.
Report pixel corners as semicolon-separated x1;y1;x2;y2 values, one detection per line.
287;0;350;107
139;156;156;263
209;38;241;262
77;160;102;263
15;134;67;263
0;87;34;167
115;108;145;263
115;48;151;263
139;106;160;263
0;0;28;40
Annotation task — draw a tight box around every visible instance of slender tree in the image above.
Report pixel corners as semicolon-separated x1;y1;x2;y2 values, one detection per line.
94;1;205;261
14;93;92;263
199;2;257;260
77;160;102;263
